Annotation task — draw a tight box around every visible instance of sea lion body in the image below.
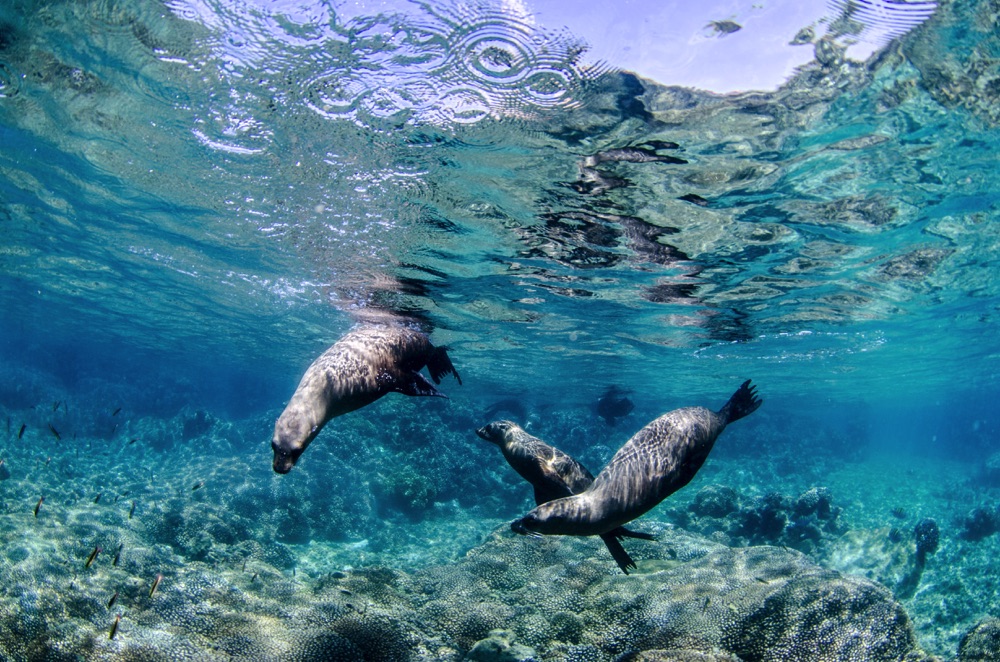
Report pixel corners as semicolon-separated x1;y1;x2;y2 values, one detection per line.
272;324;460;473
477;420;654;573
477;420;593;503
512;381;761;537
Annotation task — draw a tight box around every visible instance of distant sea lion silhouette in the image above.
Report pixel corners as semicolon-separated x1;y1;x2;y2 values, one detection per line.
271;324;461;474
595;385;635;425
512;380;762;537
476;420;653;574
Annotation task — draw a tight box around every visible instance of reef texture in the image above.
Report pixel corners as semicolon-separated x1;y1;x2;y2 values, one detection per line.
0;521;939;661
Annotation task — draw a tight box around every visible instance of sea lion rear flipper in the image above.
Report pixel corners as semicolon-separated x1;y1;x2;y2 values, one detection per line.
717;379;763;424
612;526;656;541
599;532;637;575
394;372;448;398
427;346;462;385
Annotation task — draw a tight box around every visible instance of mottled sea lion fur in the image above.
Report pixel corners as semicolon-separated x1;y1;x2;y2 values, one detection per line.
511;380;762;538
477;420;654;574
271;324;461;473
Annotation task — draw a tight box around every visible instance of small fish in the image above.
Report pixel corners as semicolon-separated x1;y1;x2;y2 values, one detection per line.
128;501;136;519
113;543;123;567
703;596;711;612
149;573;162;598
126;438;137;445
94;492;102;504
34;496;44;517
241;559;247;572
53;401;62;412
48;423;60;440
192;480;204;491
85;545;102;569
339;589;353;596
109;613;121;640
44;457;51;467
112;407;121;417
251;572;258;583
108;591;119;609
18;424;26;439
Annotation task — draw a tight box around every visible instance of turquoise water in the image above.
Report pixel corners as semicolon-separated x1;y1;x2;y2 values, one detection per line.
1;0;999;659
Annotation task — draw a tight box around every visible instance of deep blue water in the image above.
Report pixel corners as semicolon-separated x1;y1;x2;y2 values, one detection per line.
1;0;999;659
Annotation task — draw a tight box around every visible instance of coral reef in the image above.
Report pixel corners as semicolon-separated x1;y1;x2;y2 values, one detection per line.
957;618;1000;662
678;485;844;554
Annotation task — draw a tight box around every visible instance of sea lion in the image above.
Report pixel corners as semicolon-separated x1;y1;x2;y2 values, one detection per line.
272;324;461;474
477;420;654;574
595;385;635;425
512;380;761;537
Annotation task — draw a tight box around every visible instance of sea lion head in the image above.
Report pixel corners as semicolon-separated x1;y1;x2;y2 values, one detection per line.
475;420;518;445
271;408;320;474
511;497;588;537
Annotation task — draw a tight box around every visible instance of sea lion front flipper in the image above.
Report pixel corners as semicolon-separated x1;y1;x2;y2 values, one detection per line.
611;526;656;541
427;346;462;385
393;372;448;398
599;532;637;575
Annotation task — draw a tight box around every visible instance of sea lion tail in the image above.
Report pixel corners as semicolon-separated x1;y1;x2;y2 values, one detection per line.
599;532;638;575
718;379;763;424
427;346;462;385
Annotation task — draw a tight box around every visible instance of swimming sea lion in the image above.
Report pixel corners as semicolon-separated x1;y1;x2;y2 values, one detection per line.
595;385;635;425
511;380;761;537
272;324;461;474
477;420;654;574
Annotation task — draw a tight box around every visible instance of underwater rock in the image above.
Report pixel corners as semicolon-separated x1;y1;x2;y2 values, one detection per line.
182;409;214;440
633;651;743;662
825;526;927;599
792;487;835;519
690;485;739;518
982;452;1000;487
465;629;537;662
682;485;844;555
959;505;1000;542
957;617;1000;662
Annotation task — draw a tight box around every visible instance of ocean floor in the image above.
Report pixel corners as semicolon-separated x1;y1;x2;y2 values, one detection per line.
1;391;999;661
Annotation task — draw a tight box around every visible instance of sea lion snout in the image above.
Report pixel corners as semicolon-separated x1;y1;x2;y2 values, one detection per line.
511;512;542;536
476;420;514;443
271;441;303;474
271;413;314;473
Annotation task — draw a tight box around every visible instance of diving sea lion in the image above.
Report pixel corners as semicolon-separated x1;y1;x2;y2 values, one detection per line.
477;420;654;574
512;380;761;537
272;324;461;474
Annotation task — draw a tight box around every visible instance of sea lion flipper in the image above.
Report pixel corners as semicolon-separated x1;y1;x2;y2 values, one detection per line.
717;379;763;424
612;526;656;541
394;372;448;398
599;532;637;575
427;346;462;385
